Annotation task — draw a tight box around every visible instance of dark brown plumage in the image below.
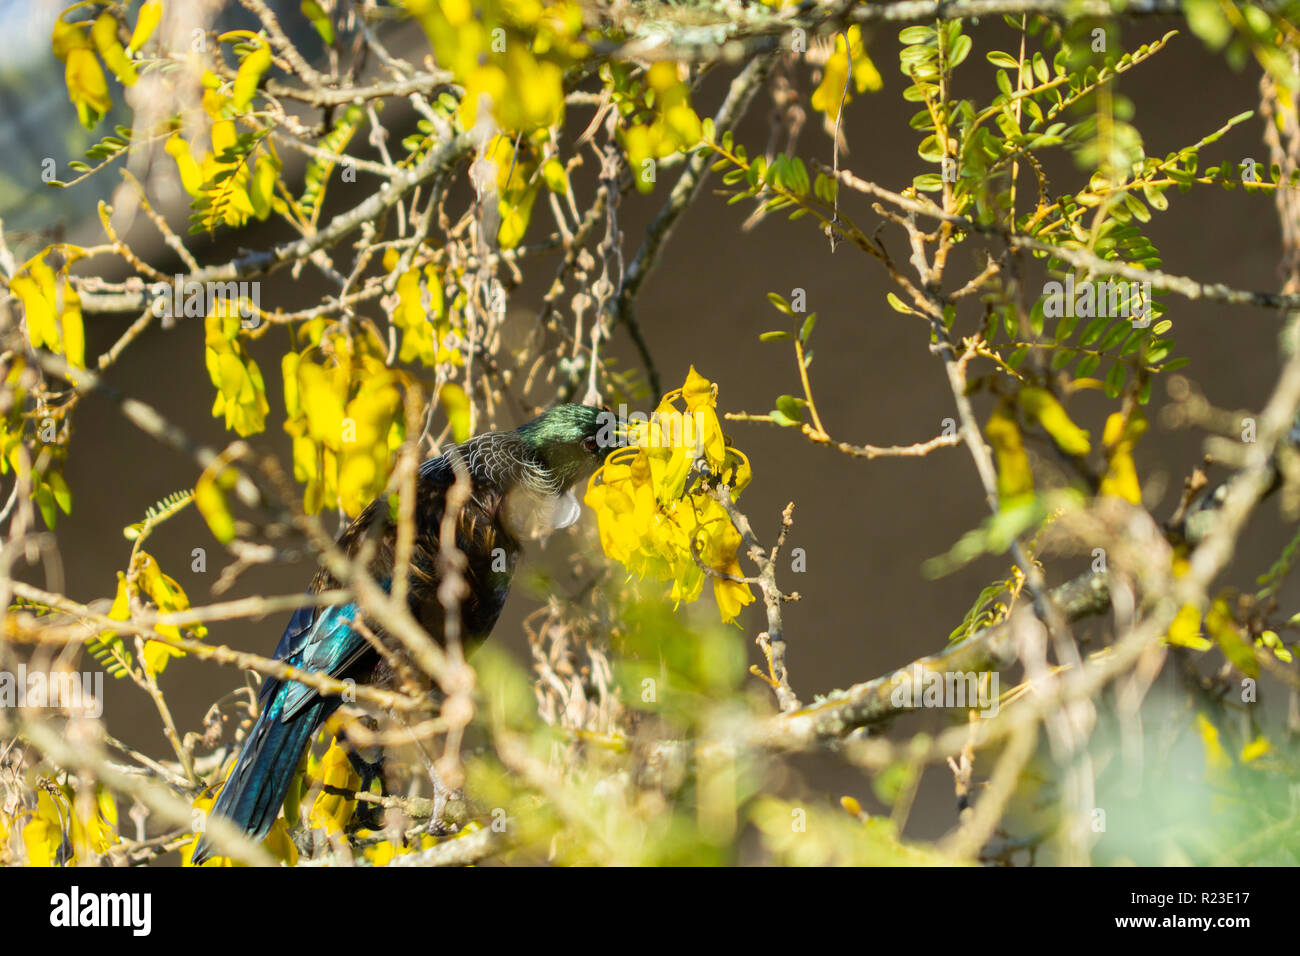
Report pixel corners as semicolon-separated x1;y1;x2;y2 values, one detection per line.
192;404;608;862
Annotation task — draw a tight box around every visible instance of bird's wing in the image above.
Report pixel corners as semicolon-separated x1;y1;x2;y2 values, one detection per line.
270;598;373;723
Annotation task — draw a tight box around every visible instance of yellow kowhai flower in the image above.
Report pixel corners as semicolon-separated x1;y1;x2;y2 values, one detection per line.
1099;409;1147;504
98;551;208;678
405;0;573;133
22;784;118;866
1195;713;1232;774
617;62;705;193
282;322;407;515
91;11;137;87
10;245;86;369
985;399;1033;509
586;368;754;623
1241;736;1271;763
382;248;460;368
52;16;112;128
811;26;882;122
308;738;361;835
205;300;269;437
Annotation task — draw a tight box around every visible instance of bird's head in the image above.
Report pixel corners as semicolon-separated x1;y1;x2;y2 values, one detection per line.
516;403;619;489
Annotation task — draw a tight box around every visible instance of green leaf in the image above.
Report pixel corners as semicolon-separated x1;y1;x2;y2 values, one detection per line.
1185;0;1233;49
1031;52;1049;83
760;331;792;342
949;34;972;68
767;292;793;315
886;292;915;315
1097;322;1128;351
775;395;805;423
1079;315;1109;347
917;135;944;163
1104;362;1126;398
301;0;334;45
1142;183;1169;211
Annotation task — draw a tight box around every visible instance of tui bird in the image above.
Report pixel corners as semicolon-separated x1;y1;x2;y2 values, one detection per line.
191;403;610;863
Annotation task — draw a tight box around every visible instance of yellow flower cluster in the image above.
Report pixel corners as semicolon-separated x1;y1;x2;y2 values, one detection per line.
306;738;362;835
485;133;542;249
810;26;883;123
204;299;269;437
282;321;406;516
52;2;161;128
22;784;118;866
1098;409;1146;504
10;245;86;370
405;0;585;133
608;62;705;194
360;828;448;866
97;551;207;678
383;248;462;367
1;250;80;527
168;64;282;231
585;368;755;623
0;354;72;529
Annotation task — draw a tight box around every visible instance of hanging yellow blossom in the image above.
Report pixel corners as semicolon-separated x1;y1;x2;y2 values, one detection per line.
811;26;883;122
282;321;408;516
204;299;269;437
308;738;362;835
1195;713;1232;774
52;15;111;128
10;245;86;369
404;0;582;133
1098;409;1146;504
586;368;755;623
985;400;1033;508
382;248;461;367
127;2;162;55
613;62;705;194
91;11;138;87
1018;387;1090;457
231;39;272;112
94;551;208;678
22;784;118;866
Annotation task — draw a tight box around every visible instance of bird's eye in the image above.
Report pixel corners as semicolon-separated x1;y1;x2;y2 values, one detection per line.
582;434;600;453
